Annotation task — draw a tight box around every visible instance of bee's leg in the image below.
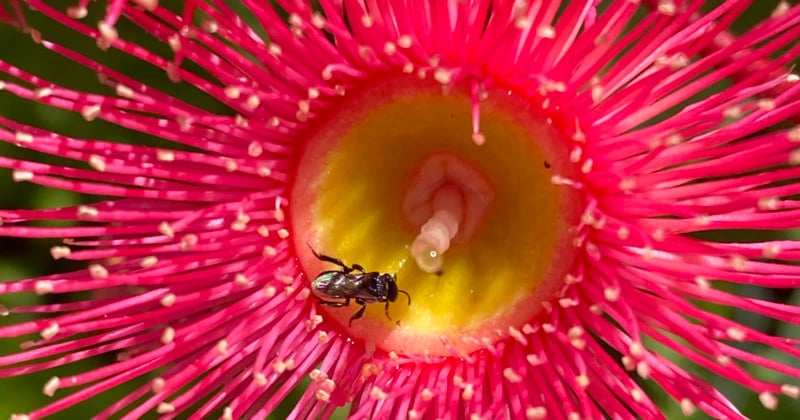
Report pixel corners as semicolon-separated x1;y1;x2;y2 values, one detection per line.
351;263;366;273
384;302;393;322
308;244;356;273
350;303;367;326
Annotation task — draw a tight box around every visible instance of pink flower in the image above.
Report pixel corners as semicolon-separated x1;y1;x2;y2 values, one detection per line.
1;1;799;419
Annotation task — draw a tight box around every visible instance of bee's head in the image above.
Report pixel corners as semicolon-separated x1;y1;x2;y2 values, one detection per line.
385;274;399;302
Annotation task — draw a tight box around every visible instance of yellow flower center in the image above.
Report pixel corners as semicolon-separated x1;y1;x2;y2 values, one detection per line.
291;77;580;356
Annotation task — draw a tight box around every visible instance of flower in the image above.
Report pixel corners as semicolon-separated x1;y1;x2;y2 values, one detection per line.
1;0;800;419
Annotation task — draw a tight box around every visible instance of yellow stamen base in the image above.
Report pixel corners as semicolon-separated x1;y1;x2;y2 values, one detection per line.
291;77;580;356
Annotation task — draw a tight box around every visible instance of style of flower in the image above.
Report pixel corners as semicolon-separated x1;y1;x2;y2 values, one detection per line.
1;1;799;419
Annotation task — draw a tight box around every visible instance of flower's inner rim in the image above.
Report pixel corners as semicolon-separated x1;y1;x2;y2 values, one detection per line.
289;77;579;356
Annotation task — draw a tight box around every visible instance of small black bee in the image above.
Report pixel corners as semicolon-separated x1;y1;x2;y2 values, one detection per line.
309;246;411;326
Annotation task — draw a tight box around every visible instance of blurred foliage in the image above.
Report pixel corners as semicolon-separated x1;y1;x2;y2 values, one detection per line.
1;1;798;419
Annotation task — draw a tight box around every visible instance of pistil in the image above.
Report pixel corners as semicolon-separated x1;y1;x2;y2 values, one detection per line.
403;153;494;274
410;185;462;274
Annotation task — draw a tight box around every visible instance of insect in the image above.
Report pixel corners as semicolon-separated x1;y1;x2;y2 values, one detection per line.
309;246;411;326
